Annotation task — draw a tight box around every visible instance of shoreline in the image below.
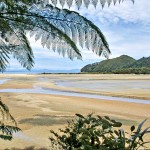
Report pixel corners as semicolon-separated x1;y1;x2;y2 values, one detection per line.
1;74;150;101
0;92;150;149
0;74;150;149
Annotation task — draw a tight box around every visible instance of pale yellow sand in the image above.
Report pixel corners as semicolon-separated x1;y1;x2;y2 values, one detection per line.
0;74;150;149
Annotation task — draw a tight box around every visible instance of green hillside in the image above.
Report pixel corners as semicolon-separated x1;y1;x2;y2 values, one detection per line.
81;55;136;73
129;56;150;68
81;55;150;74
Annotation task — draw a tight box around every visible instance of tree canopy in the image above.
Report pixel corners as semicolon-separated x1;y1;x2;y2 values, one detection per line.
0;0;134;72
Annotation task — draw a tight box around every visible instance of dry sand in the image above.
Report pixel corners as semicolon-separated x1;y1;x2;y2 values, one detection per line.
0;74;150;149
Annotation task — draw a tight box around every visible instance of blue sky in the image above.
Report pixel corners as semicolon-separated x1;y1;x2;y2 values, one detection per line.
8;0;150;71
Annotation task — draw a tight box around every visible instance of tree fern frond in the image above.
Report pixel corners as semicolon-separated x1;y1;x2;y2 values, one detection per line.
0;39;10;72
100;0;106;8
25;13;82;59
75;0;82;9
59;0;66;8
0;134;12;141
113;0;117;5
83;0;90;8
0;125;21;135
0;0;134;71
33;5;110;57
77;26;85;48
92;0;98;8
0;3;82;71
51;0;58;6
0;99;16;125
0;23;34;70
31;0;134;8
66;0;73;8
107;0;112;7
0;98;21;140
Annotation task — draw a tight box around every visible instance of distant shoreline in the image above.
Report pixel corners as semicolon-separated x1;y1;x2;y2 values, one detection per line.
2;72;150;75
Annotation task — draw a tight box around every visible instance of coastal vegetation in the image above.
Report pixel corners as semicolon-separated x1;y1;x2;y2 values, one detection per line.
50;114;150;150
81;55;150;74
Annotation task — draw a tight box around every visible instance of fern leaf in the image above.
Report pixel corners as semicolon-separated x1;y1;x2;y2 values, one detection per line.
83;0;90;8
59;0;66;8
92;0;98;8
34;5;110;58
100;0;106;8
51;0;58;6
66;0;73;8
107;0;112;7
75;0;82;9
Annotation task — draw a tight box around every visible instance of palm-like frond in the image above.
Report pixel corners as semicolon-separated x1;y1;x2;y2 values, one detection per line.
30;5;110;58
0;1;82;71
0;99;16;125
0;0;134;71
29;0;134;8
2;10;82;58
0;39;10;72
0;11;35;71
0;125;21;141
0;29;35;72
0;98;21;141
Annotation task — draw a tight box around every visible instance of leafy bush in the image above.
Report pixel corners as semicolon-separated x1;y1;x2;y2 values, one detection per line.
49;114;150;150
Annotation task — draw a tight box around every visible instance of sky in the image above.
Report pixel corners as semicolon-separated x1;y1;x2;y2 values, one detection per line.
7;0;150;72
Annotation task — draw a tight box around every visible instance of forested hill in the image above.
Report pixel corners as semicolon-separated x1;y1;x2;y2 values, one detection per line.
81;55;150;74
81;55;136;73
129;56;150;68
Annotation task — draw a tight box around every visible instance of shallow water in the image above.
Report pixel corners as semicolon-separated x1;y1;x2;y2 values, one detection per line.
56;80;150;91
0;86;150;104
0;79;10;84
0;77;150;104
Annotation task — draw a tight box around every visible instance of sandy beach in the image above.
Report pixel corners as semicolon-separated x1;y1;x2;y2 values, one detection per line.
0;74;150;149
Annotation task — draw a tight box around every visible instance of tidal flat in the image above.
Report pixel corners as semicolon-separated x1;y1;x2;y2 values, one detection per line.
0;74;150;149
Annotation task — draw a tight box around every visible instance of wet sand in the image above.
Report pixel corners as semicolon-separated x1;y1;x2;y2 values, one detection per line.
0;74;150;149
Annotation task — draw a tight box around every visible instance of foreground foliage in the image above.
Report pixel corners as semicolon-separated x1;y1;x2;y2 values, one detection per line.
50;114;150;150
0;98;21;141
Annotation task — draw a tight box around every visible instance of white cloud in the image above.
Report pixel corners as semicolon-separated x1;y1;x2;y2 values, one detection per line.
77;0;150;26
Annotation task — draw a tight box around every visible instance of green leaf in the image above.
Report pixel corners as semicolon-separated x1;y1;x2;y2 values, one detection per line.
75;114;85;119
136;119;147;134
130;125;135;132
0;134;12;141
114;130;119;136
104;116;110;120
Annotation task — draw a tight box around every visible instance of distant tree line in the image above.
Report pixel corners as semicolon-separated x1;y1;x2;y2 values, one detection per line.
81;55;150;74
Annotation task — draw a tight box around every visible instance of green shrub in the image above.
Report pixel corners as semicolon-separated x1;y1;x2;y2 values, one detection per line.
49;114;150;150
